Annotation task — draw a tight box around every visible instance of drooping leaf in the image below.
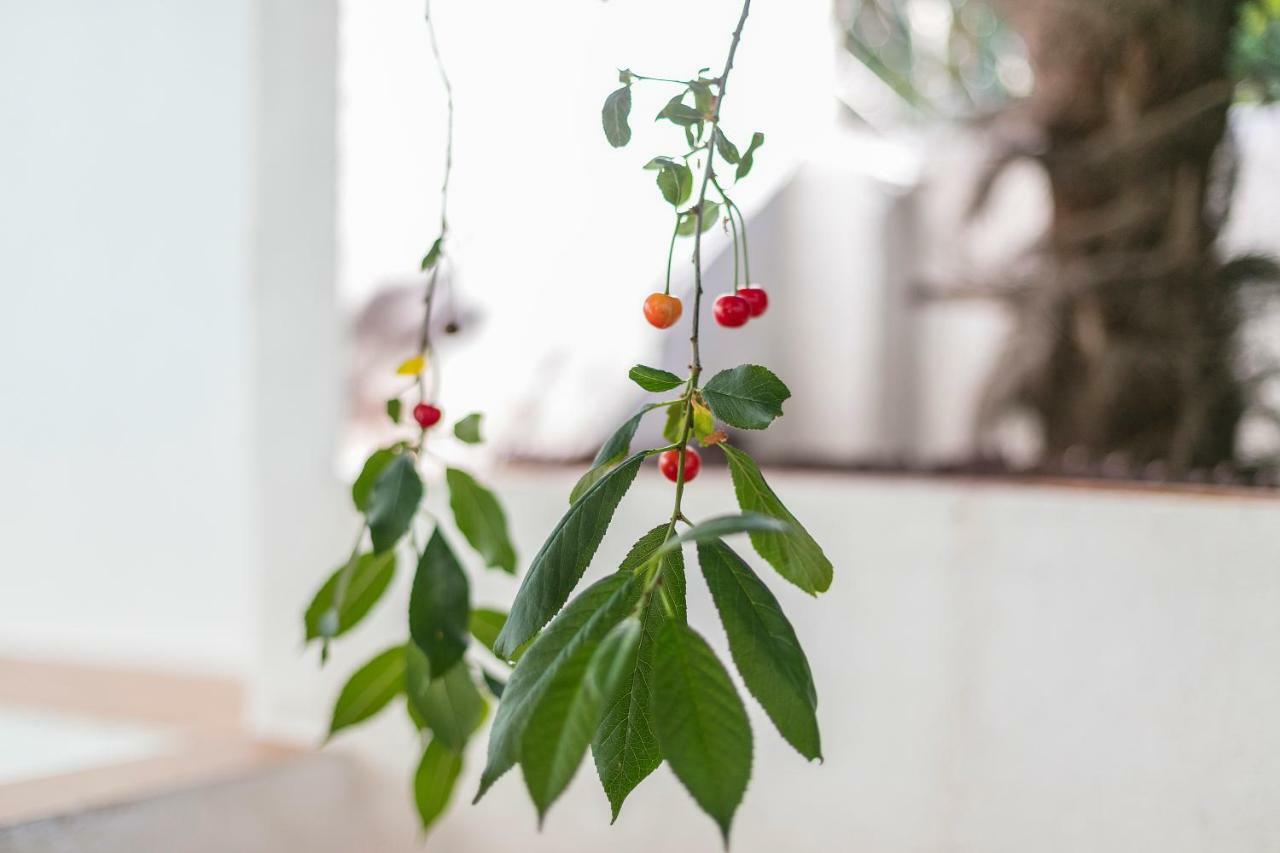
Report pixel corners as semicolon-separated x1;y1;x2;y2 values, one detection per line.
495;453;646;658
628;365;684;393
568;410;647;504
409;529;471;676
713;128;740;163
469;608;507;654
689;79;716;114
414;738;463;833
386;398;403;424
676;201;720;236
476;573;641;802
652;621;752;844
702;364;791;430
698;540;821;760
592;525;686;820
328;645;405;737
646;157;693;207
304;551;397;642
656;94;704;126
691;398;715;440
656;513;789;557
521;618;642;821
352;448;397;512
367;454;423;553
447;468;517;574
452;412;483;444
662;401;687;444
721;444;833;595
420;237;444;272
406;648;486;751
735;132;765;180
602;86;633;148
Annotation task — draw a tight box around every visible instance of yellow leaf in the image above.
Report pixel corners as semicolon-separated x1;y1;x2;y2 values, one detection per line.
396;355;426;376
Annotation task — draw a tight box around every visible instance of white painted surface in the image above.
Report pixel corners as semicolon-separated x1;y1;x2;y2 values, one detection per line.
0;709;175;785
255;465;1280;852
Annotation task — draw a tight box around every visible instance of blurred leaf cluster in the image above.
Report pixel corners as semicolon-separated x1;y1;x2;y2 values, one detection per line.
1233;0;1280;102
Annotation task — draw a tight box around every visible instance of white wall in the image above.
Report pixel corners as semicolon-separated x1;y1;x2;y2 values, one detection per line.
0;0;256;672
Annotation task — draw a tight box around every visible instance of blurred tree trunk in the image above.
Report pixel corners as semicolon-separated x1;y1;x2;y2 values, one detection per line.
978;0;1246;473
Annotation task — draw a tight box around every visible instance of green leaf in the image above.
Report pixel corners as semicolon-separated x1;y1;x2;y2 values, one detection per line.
569;410;647;504
628;365;684;393
469;608;507;654
602;86;632;148
521;618;642;821
421;237;444;271
656;513;789;557
689;79;715;114
721;444;833;595
495;452;646;658
676;201;720;236
406;648;486;751
352;448;397;513
328;646;405;737
592;526;686;820
476;573;642;802
652;621;752;844
414;738;463;833
367;454;423;553
656;95;704;126
702;364;791;430
691;399;715;440
735;132;764;180
447;468;517;574
646;158;693;207
409;529;471;676
452;412;483;444
304;551;397;642
482;670;507;698
713;128;740;164
698;540;821;760
662;402;686;444
386;398;403;424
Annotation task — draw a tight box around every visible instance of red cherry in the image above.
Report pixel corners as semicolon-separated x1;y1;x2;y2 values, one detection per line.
413;403;442;428
739;285;768;317
643;293;683;329
658;448;701;482
713;294;750;328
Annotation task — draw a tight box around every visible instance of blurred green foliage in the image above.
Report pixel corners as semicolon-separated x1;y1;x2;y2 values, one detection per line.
1233;0;1280;102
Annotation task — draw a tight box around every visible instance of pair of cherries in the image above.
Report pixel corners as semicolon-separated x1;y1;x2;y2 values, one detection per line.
643;285;769;330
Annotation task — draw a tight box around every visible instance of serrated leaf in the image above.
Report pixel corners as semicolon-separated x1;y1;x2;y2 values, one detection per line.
713;128;740;163
721;444;833;595
735;132;765;180
406;648;485;751
304;551;397;642
656;513;789;558
702;364;791;430
602;86;632;148
420;238;444;272
452;412;483;444
367;454;423;552
656;94;704;127
698;540;820;760
521;618;642;821
352;448;397;513
447;468;517;574
386;398;403;424
328;646;405;737
409;529;470;676
676;201;720;236
593;525;686;821
629;365;684;392
652;160;693;207
476;573;642;802
495;453;646;658
469;608;507;654
414;738;462;833
569;410;647;505
662;401;687;444
652;621;752;844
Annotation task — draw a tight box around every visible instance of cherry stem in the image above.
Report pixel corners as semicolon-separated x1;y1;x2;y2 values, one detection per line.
417;0;454;378
663;214;679;295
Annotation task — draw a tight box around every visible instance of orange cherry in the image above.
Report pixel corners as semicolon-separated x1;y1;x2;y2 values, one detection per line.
643;293;683;329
